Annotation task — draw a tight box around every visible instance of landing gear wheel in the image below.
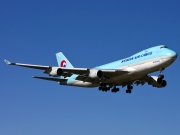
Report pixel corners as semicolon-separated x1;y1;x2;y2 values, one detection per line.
162;80;167;87
157;78;163;84
127;85;133;90
157;69;167;87
126;85;133;94
116;88;120;92
126;90;131;93
111;87;120;93
127;85;131;89
158;74;164;79
111;88;116;93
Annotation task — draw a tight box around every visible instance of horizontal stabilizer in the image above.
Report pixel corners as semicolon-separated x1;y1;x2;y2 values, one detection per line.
33;76;67;82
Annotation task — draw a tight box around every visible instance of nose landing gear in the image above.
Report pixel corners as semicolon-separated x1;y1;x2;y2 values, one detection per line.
157;69;167;87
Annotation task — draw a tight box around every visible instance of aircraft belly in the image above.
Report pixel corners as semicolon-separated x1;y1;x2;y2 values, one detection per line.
109;72;145;83
69;80;98;87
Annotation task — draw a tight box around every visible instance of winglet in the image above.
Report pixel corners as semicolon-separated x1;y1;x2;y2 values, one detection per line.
4;59;12;65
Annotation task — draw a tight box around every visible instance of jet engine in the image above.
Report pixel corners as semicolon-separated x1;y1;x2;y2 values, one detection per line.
88;69;103;78
47;67;63;76
149;76;167;88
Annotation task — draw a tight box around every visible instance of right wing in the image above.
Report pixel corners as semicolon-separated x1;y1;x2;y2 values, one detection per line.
134;75;166;88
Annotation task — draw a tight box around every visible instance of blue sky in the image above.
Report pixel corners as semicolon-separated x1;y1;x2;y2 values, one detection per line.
1;0;180;135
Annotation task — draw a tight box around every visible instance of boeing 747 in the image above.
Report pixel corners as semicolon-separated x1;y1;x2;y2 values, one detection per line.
4;45;178;93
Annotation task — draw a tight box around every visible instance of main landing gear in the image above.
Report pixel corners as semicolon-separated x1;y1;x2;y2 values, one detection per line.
111;87;120;93
157;69;167;87
99;83;110;92
126;85;133;94
99;83;119;93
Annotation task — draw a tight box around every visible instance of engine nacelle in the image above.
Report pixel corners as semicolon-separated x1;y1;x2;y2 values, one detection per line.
149;76;167;88
150;76;159;83
88;69;103;78
48;67;63;76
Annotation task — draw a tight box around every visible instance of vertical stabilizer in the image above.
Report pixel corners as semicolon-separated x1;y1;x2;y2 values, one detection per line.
56;52;74;68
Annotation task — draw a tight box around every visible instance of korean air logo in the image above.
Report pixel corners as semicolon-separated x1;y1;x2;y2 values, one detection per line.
60;60;67;67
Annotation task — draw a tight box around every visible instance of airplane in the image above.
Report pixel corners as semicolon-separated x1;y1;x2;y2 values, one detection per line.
4;45;178;93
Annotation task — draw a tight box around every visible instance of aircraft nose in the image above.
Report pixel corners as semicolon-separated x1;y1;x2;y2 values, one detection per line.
168;50;178;59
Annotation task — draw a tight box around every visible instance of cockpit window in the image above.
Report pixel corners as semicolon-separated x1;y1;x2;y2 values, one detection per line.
160;46;168;49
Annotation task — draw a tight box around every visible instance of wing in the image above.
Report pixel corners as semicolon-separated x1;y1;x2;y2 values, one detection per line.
4;59;89;77
134;75;165;88
4;59;50;70
4;59;89;76
4;59;128;80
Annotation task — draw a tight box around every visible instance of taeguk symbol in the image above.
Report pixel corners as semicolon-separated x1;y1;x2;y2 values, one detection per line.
60;60;67;67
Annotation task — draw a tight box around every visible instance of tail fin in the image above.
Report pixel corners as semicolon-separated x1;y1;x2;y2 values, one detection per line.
56;52;74;68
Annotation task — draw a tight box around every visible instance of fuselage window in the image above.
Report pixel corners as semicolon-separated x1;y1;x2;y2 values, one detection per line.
160;46;168;49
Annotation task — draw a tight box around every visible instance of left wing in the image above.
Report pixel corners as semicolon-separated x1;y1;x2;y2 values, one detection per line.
4;59;50;70
4;59;128;80
4;59;90;75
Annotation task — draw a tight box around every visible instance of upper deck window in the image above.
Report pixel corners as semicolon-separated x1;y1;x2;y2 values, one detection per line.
160;46;168;49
